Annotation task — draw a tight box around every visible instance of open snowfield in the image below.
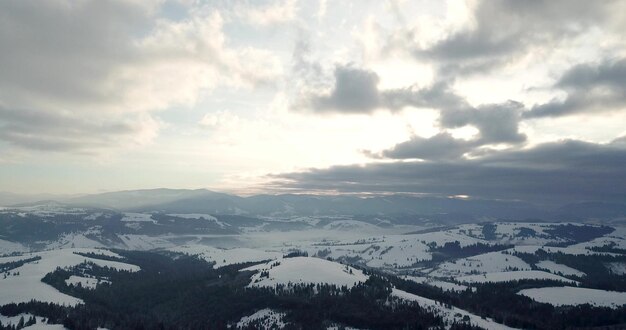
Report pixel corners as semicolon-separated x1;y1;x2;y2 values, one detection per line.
457;270;577;284
518;286;626;308
0;239;28;255
65;275;110;290
391;288;518;330
22;325;67;330
429;251;531;277
117;234;174;250
120;213;156;223
536;260;585;277
244;257;368;289
0;248;139;306
170;245;282;268
45;233;105;250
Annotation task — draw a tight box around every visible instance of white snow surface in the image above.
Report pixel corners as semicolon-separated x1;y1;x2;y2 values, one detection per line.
117;235;173;250
23;325;67;330
120;213;156;223
0;248;139;306
457;270;577;284
518;286;626;308
392;288;518;329
65;275;110;290
170;245;282;268
403;276;469;292
430;251;531;277
0;239;28;255
0;313;45;327
607;262;626;275
244;257;368;289
236;308;286;329
536;260;585;277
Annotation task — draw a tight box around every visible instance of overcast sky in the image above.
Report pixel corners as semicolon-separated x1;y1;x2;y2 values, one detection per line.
1;0;625;205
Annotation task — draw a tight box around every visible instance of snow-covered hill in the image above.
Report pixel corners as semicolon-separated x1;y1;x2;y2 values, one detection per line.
244;257;368;289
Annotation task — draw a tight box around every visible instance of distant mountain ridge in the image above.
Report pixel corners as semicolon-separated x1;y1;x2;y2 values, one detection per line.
1;188;618;221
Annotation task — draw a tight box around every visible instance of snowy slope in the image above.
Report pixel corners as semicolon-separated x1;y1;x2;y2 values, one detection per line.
244;257;368;289
429;251;531;277
0;239;28;255
536;260;585;277
519;286;626;308
236;308;286;329
457;270;577;284
65;275;110;290
392;288;518;330
120;213;156;223
0;248;139;306
170;245;282;268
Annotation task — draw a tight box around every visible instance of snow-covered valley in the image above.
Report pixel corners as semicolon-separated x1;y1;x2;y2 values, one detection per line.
0;204;625;329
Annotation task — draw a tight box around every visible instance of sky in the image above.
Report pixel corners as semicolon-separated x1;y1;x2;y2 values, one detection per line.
0;0;625;205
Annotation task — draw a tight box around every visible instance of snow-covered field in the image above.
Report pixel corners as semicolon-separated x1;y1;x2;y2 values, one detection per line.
0;239;28;255
0;248;139;306
518;286;626;307
244;257;368;289
429;251;531;277
65;275;110;290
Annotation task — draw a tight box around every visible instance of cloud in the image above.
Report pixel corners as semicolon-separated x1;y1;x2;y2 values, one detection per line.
271;139;626;205
372;101;526;161
301;65;526;160
440;101;526;144
413;0;623;75
0;0;281;153
0;106;159;152
525;58;626;118
379;133;476;160
301;66;461;113
236;0;298;26
309;66;382;112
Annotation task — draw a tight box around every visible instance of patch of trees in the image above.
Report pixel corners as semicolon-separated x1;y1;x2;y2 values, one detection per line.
391;275;626;329
72;252;126;263
589;243;626;255
544;224;614;245
429;241;513;261
481;223;497;240
514;250;626;291
0;256;41;273
283;250;308;258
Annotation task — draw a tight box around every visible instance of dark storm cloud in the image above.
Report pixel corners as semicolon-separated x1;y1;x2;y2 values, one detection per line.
418;0;619;76
272;139;626;205
376;101;526;161
307;67;526;136
440;101;526;145
0;106;151;152
380;133;476;160
308;67;472;114
308;66;527;160
525;58;626;118
311;66;381;112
